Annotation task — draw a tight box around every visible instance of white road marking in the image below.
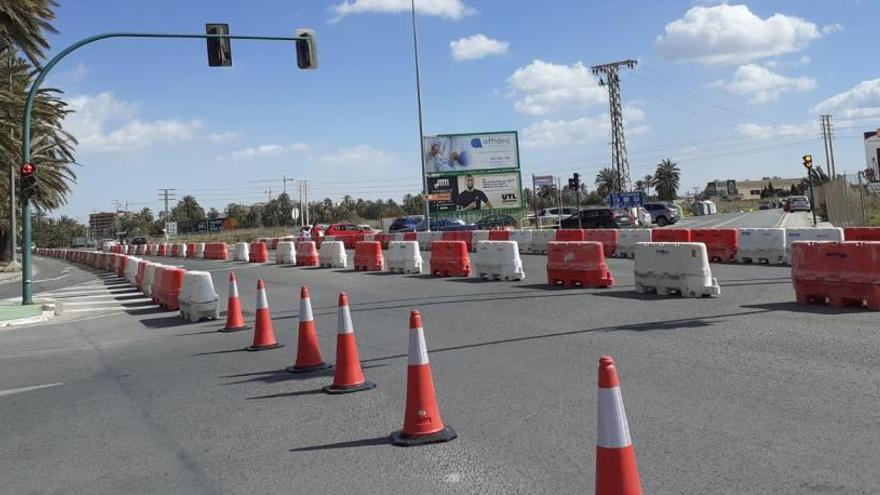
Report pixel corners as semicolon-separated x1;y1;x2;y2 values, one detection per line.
65;307;129;313
0;382;62;398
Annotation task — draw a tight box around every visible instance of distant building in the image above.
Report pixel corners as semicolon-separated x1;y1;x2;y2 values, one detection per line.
703;177;802;201
89;212;119;239
865;130;880;181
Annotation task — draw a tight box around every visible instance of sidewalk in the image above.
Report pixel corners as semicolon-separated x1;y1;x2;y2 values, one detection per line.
779;212;834;228
0;301;56;327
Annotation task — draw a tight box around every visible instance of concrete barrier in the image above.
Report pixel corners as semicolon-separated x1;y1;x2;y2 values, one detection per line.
277;241;296;264
386;241;423;274
319;241;347;268
737;228;786;265
634;242;720;297
617;229;651;258
179;271;220;322
474;241;525;281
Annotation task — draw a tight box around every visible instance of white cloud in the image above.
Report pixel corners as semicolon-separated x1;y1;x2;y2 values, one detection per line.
813;78;880;119
207;131;242;143
331;0;474;22
218;142;310;162
655;4;824;65
318;145;396;166
507;60;606;115
65;92;204;152
521;106;648;149
450;34;508;61
719;64;815;103
736;121;816;139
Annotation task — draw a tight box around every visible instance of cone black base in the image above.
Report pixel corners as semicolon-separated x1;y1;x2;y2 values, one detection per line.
244;343;284;352
391;426;457;447
286;362;333;374
322;381;376;395
220;325;249;333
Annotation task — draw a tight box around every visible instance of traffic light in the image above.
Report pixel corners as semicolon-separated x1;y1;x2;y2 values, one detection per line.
206;23;232;67
20;162;36;197
802;154;813;170
295;29;318;69
568;173;580;191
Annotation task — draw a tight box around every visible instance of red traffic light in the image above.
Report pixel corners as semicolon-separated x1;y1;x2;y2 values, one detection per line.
20;162;34;175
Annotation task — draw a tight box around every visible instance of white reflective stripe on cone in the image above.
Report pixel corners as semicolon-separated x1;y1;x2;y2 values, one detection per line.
229;279;239;298
337;305;353;334
597;387;632;448
256;288;269;310
408;327;429;365
300;297;314;322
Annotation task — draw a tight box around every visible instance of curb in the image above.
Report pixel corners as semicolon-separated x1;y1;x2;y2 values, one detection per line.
0;301;57;328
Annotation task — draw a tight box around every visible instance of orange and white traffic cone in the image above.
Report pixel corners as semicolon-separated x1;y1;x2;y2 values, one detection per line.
287;285;332;373
221;271;248;332
596;355;642;495
322;292;375;394
244;279;284;351
390;310;456;446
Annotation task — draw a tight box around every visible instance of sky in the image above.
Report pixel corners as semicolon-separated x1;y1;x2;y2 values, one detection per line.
42;0;880;221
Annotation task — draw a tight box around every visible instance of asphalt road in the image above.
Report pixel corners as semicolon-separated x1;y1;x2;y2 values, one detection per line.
2;244;878;494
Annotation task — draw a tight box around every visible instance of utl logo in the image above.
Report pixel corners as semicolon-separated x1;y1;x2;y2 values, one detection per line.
501;193;517;201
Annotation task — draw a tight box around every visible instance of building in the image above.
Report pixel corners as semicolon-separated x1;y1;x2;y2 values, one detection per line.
865;130;880;181
89;212;119;240
703;177;802;201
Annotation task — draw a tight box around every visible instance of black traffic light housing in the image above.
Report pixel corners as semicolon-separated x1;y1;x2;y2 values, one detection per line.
20;162;36;197
206;23;232;67
295;29;318;69
802;154;813;170
568;173;580;191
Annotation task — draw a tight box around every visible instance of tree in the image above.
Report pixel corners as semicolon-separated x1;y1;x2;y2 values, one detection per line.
170;195;205;232
33;214;85;247
595;167;619;197
653;158;681;201
207;207;220;220
0;0;58;69
642;174;653;196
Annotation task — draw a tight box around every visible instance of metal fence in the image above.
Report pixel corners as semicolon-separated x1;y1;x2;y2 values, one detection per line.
816;174;880;226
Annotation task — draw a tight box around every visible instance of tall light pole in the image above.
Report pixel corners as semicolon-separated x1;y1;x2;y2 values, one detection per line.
411;0;431;231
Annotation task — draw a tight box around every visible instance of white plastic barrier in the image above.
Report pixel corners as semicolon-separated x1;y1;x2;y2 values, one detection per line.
142;262;162;298
737;228;786;264
276;241;296;264
474;241;525;281
388;232;404;245
472;230;490;251
232;242;250;262
176;243;188;258
194;243;206;259
124;256;141;285
416;232;432;251
633;242;720;298
528;230;555;254
178;271;220;323
386;241;423;274
362;233;376;243
509;230;533;254
617;229;652;258
319;241;347;268
323;236;338;244
784;227;844;263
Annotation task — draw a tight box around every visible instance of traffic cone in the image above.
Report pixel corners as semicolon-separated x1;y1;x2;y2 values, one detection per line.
221;271;248;332
244;279;283;351
596;355;642;495
323;293;375;394
390;310;456;446
286;285;332;373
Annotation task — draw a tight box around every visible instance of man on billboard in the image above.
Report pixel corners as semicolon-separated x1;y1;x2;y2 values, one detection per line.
457;174;493;210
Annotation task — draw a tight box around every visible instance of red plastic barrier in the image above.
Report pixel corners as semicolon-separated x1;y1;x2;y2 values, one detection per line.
151;267;166;303
651;228;691;243
249;242;269;263
155;266;185;311
157;244;168;257
374;233;390;249
296;241;319;266
844;227;880;241
546;241;614;288
441;231;475;252
403;232;418;242
186;243;195;258
556;229;586;242
270;238;280;250
354;241;384;271
344;233;365;250
135;261;148;290
488;230;510;241
115;255;127;278
691;228;738;262
170;244;179;257
792;241;880;310
430;241;471;277
583;229;619;258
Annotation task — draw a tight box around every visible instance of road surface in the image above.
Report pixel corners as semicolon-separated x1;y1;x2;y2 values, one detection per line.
671;209;823;229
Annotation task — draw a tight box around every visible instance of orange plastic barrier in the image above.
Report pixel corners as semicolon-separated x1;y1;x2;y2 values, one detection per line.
270;238;280;250
249;242;269;263
403;232;418;242
374;233;391;249
791;241;880;310
556;229;586;242
844;227;880;241
296;241;320;266
488;230;510;241
115;255;126;277
430;241;471;277
354;241;384;271
204;242;228;260
441;231;475;252
651;228;691;243
546;241;614;288
186;243;195;258
583;229;619;258
170;244;180;257
344;233;365;250
135;260;148;290
155;266;186;311
151;267;166;303
157;244;168;257
691;228;738;262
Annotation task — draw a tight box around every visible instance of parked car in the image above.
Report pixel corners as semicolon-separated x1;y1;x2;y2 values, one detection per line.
130;237;148;245
643;202;680;226
99;239;117;252
402;217;475;232
475;214;517;230
635;207;652;226
783;197;793;212
789;196;811;212
388;215;425;233
560;208;634;229
534;207;578;227
324;223;372;237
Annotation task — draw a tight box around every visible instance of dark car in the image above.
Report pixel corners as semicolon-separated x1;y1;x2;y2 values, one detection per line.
130;237;148;245
417;217;475;232
559;208;634;229
475;214;517;230
388;215;425;233
643;202;680;226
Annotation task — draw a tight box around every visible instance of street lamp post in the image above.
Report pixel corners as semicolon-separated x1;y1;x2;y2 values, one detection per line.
19;30;312;304
410;0;431;232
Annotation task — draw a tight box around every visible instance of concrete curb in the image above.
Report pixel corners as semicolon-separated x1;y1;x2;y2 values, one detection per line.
0;301;57;328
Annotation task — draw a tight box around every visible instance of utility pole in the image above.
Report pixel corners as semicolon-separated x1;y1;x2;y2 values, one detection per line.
7;50;16;265
282;175;296;195
820;115;838;178
827;116;837;179
410;0;431;231
157;188;176;225
592;60;637;193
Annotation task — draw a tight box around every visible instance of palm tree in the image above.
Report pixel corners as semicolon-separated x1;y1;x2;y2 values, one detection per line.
642;174;653;196
652;158;681;202
0;0;59;69
595;167;619;197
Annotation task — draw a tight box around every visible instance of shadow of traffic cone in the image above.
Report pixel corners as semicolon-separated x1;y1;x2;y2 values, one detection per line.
390;310;456;446
287;285;333;373
221;271;248;332
596;355;642;495
322;292;376;394
244;279;283;351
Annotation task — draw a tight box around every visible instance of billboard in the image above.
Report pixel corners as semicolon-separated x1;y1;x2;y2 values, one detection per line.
866;130;880;181
423;132;519;174
427;172;521;213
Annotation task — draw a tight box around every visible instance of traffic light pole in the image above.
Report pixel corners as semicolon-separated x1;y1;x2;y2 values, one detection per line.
20;31;308;304
808;170;817;227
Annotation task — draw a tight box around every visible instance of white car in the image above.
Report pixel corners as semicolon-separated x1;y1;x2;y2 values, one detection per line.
100;239;118;252
534;207;578;228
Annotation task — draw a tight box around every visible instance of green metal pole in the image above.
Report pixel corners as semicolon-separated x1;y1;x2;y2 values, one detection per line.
808;170;817;227
21;31;305;304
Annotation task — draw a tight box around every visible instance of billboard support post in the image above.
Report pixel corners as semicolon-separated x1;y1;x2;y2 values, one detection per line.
576;187;582;229
410;0;430;232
